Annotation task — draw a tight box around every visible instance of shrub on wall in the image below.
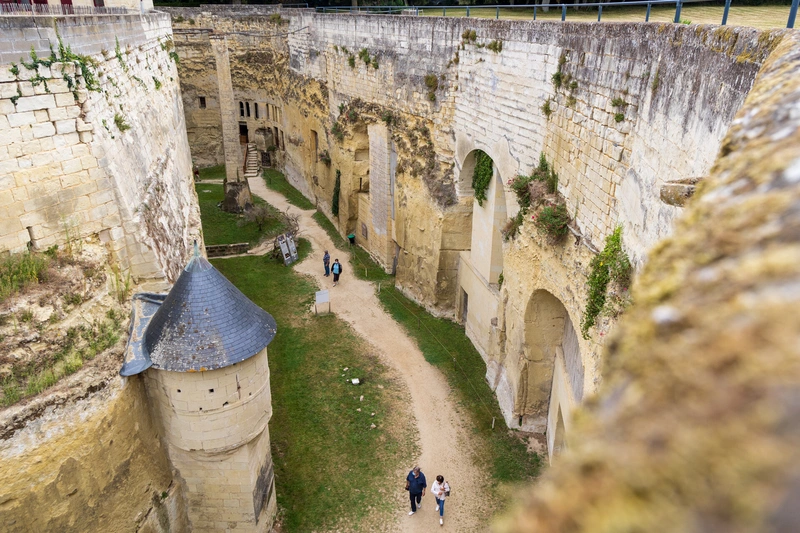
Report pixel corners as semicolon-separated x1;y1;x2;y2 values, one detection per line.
332;169;341;218
533;203;570;243
472;150;493;207
581;227;632;338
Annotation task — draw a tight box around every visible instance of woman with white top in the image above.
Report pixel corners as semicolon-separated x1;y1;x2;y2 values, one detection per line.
431;475;450;526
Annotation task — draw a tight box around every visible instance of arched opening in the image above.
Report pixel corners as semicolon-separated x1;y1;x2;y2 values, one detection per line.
455;149;507;359
516;290;583;448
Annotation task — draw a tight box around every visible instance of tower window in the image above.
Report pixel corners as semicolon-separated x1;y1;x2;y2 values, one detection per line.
239;102;244;117
246;102;251;117
199;96;206;109
254;103;259;119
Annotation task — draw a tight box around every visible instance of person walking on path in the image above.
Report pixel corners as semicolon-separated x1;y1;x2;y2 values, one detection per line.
323;250;331;277
331;258;343;286
405;466;427;515
432;475;450;526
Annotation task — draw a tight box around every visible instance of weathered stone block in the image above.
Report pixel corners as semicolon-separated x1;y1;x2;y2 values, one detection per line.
55;92;76;107
15;94;56;113
7;111;35;128
31;121;56;138
55;119;77;134
0;82;19;100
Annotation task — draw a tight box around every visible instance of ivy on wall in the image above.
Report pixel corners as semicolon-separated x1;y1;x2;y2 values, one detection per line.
332;169;341;217
581;227;632;338
472;150;493;206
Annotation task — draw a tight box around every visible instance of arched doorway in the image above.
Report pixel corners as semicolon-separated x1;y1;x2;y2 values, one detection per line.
516;290;583;457
456;149;507;359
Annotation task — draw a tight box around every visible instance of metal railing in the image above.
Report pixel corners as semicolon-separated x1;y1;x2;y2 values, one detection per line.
317;0;799;29
0;3;135;16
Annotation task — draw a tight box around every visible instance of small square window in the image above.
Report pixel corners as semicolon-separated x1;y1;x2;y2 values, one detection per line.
199;96;206;109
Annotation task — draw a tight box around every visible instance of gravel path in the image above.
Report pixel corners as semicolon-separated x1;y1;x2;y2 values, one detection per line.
248;177;491;532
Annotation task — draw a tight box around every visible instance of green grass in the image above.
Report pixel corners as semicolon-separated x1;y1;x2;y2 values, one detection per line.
1;309;123;407
378;285;542;488
195;183;284;247
198;164;226;181
263;169;316;210
0;251;50;304
212;247;413;531
312;211;393;283
420;4;792;29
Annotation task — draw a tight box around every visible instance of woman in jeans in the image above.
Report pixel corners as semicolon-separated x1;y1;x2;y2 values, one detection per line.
431;475;450;526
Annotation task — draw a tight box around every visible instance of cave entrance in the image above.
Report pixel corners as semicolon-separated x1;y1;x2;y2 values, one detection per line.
239;123;249;144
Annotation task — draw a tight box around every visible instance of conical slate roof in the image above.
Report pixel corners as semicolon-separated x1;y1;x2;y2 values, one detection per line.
142;253;277;372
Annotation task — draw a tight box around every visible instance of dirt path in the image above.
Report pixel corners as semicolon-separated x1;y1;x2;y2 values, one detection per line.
248;177;490;532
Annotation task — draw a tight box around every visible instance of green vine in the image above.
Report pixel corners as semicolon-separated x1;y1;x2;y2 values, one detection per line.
472;150;493;206
115;37;128;73
581;227;632;338
332;169;341;218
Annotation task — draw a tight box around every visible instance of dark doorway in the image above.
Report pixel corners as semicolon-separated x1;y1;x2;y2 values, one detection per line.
239;123;248;144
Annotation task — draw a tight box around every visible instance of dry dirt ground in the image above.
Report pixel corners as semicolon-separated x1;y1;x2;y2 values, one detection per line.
248;177;493;532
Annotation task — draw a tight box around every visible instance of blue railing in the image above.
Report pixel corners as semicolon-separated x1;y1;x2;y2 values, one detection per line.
317;0;799;29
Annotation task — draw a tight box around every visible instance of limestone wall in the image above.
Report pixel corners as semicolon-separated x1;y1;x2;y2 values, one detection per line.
0;13;201;282
167;10;787;441
498;30;800;532
0;376;188;533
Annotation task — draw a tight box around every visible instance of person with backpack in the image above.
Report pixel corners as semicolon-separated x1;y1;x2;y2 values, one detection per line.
331;258;343;286
431;475;450;526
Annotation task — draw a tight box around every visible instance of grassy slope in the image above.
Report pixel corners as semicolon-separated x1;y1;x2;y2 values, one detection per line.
263;169;316;210
195;183;284;247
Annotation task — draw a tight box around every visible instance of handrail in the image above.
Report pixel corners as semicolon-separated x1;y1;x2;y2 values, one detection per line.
316;0;799;29
0;4;136;16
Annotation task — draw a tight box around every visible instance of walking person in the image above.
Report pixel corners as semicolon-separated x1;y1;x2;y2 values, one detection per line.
331;258;342;286
323;250;331;277
432;475;450;526
405;466;427;515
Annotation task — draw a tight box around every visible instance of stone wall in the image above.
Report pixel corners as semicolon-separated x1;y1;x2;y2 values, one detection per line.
0;13;201;282
498;30;800;532
167;9;789;444
0;376;188;532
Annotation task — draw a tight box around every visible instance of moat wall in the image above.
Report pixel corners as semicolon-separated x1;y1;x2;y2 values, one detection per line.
170;8;784;437
0;375;188;533
0;13;201;282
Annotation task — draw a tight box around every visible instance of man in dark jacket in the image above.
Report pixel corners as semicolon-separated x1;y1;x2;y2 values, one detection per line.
405;466;427;515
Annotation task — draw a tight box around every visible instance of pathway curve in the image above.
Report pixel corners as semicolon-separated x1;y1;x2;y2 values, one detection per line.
247;177;490;532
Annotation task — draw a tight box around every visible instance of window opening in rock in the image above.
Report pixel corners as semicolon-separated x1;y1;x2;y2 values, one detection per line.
254;102;259;119
199;96;206;109
239;101;244;117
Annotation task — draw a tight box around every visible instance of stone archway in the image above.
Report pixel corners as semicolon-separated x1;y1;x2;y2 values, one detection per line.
515;290;583;457
455;149;507;359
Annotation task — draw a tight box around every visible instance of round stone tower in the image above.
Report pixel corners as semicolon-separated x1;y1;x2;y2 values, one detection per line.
122;251;278;532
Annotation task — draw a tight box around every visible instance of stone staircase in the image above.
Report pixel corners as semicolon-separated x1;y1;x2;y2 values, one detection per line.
243;143;260;179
